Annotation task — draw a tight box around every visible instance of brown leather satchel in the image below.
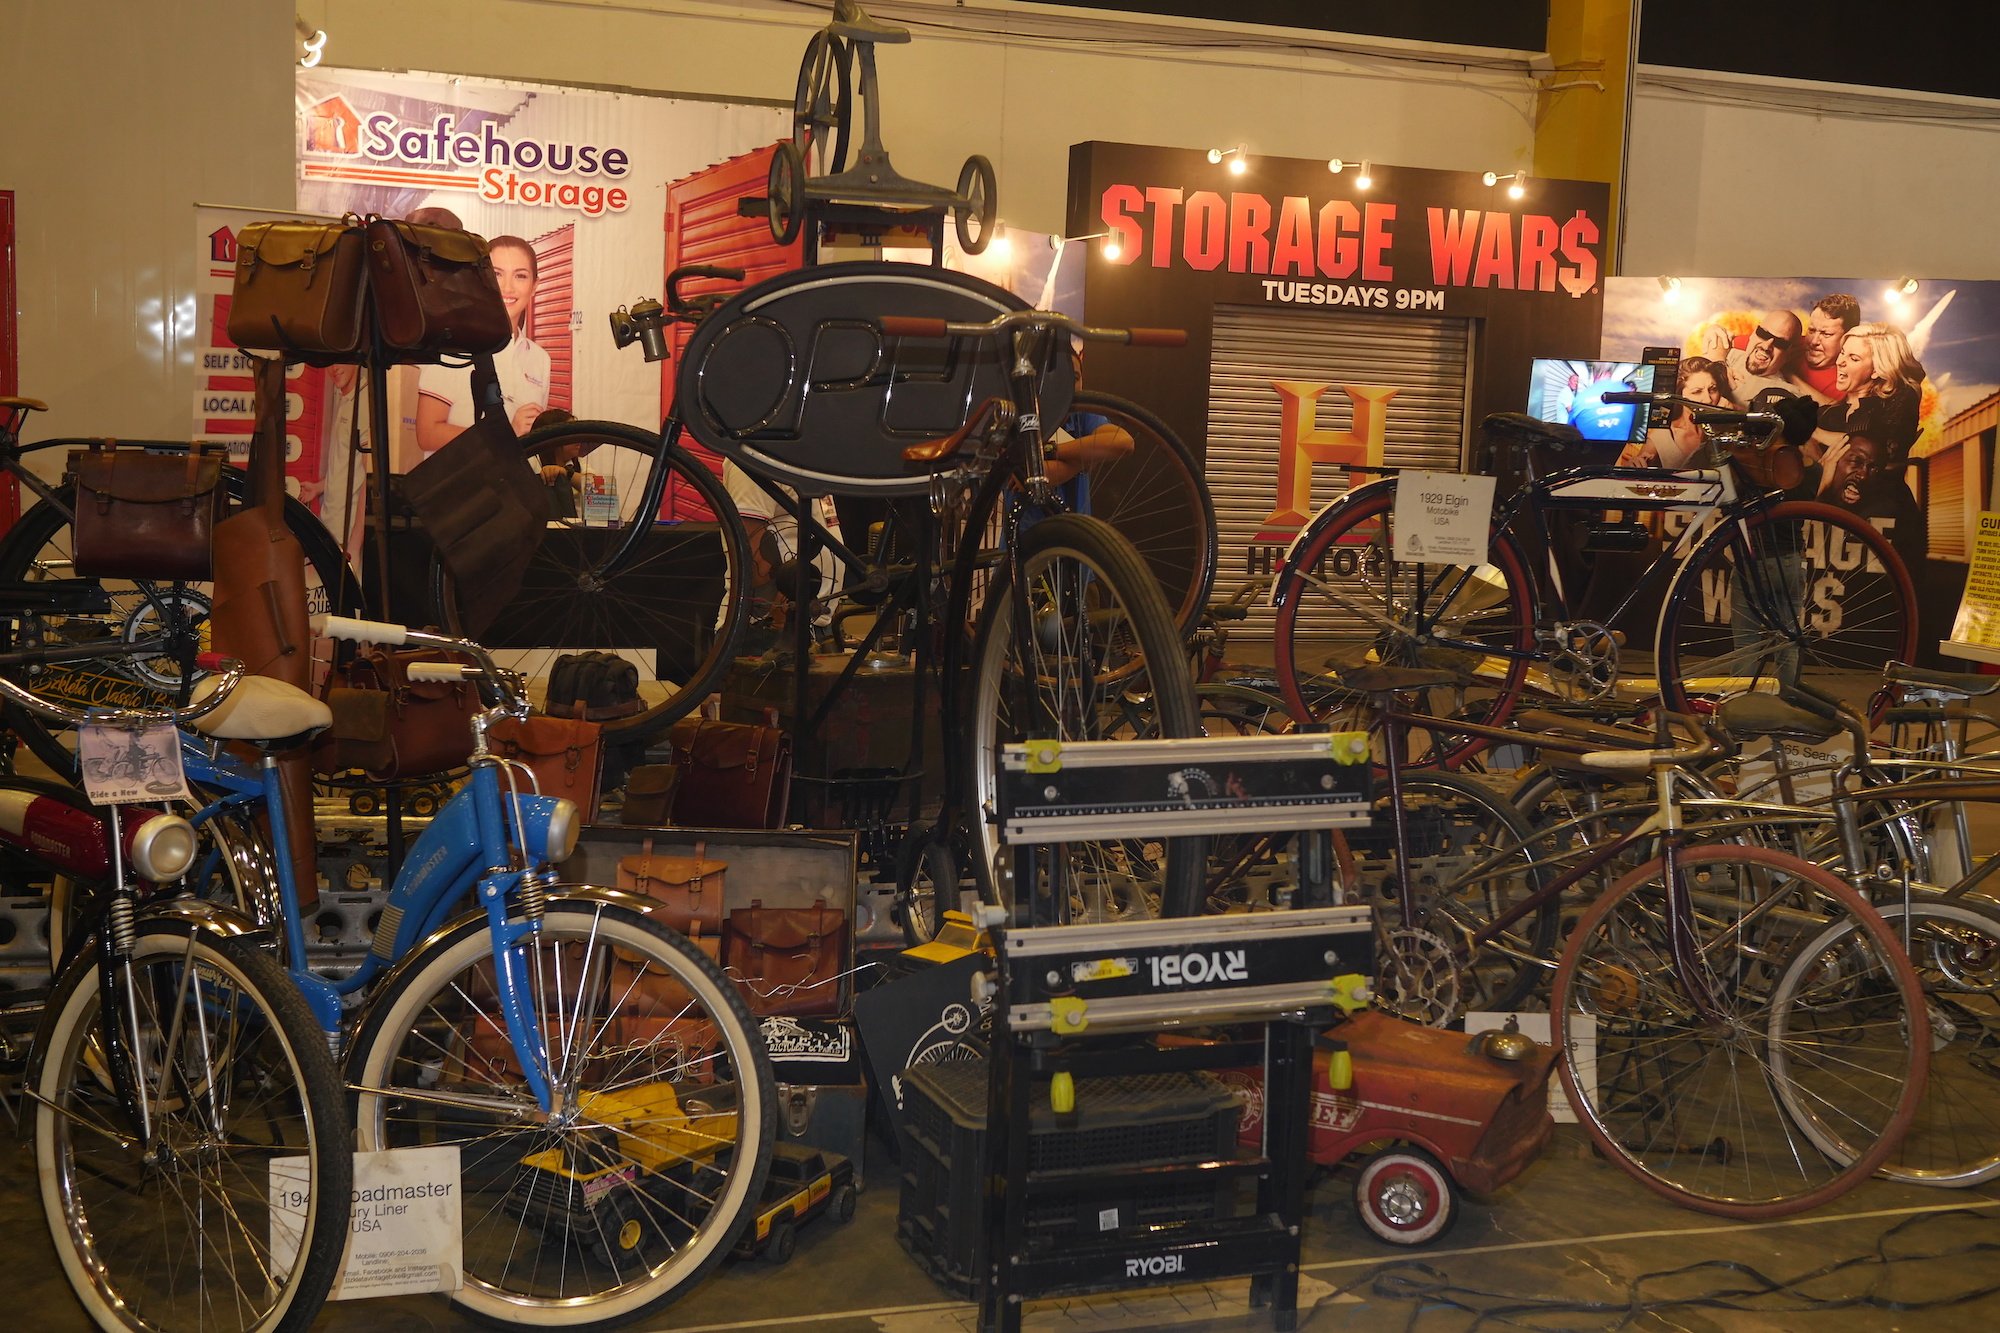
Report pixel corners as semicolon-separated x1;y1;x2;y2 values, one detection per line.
488;715;604;816
365;218;512;361
723;898;846;1017
310;648;479;780
66;443;227;582
616;837;725;937
666;717;793;829
227;219;367;361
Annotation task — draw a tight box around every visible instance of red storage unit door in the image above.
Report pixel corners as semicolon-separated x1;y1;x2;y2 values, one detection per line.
663;141;804;444
530;222;574;412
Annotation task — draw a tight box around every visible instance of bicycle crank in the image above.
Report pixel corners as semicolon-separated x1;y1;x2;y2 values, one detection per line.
1539;621;1621;701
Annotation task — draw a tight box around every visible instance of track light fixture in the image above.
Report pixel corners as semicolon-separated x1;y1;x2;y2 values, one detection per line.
1207;144;1248;175
1483;170;1528;199
1658;275;1683;302
1884;276;1920;303
1060;230;1122;262
1354;159;1373;190
988;220;1012;260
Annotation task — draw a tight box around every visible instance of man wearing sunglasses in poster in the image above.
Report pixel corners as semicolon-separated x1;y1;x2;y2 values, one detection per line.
1702;309;1806;411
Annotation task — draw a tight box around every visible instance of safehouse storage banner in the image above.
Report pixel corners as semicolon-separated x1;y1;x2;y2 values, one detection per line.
1601;275;2000;661
251;67;783;483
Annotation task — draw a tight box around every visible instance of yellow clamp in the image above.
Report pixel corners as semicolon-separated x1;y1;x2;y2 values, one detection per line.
1050;995;1089;1033
1329;973;1373;1013
1025;740;1063;774
1328;732;1370;765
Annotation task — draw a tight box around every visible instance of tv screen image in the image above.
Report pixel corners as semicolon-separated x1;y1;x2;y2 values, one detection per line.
1525;360;1656;444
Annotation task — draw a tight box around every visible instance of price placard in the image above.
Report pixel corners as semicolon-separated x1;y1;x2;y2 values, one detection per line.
1391;470;1496;564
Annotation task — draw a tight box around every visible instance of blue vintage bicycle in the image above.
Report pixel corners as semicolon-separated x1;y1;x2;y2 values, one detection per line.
50;616;776;1329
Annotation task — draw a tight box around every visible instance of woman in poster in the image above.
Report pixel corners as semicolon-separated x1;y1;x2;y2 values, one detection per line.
1818;321;1925;470
414;235;551;450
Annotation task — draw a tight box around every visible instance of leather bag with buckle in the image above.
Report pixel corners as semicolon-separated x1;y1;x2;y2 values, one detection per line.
723;898;846;1017
227;219;367;362
488;715;604;817
310;648;479;780
66;443;227;583
666;717;792;829
366;218;512;362
615;837;725;940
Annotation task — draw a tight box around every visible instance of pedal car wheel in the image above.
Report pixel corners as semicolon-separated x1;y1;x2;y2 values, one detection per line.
768;142;806;247
407;787;440;817
1354;1147;1457;1245
348;788;380;816
765;1215;797;1265
830;1181;857;1225
954;155;997;254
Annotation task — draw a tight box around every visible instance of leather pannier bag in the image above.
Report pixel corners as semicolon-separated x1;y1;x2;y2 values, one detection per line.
666;717;793;829
488;715;604;816
615;837;725;942
227;219;367;362
310;648;479;780
365;218;512;361
66;444;227;582
399;358;547;638
723;898;846;1018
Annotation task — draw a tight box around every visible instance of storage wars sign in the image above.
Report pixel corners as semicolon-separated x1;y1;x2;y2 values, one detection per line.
1068;142;1609;589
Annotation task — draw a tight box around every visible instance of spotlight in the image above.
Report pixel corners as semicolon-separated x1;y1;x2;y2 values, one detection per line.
1208;145;1248;174
1355;159;1373;190
1229;152;1248;177
1658;275;1683;303
1884;276;1919;303
1507;174;1527;200
1101;236;1122;262
989;221;1012;261
1483;169;1528;199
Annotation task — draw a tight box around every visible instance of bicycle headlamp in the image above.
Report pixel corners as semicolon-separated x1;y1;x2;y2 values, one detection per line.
127;812;198;883
608;298;670;362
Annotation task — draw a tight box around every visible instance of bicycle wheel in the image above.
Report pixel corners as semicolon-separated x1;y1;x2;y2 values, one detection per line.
1341;768;1556;1021
430;418;749;744
0;475;359;776
1552;843;1927;1218
968;513;1203;921
1272;482;1536;768
1655;501;1916;724
895;826;960;946
347;896;775;1329
1067;391;1217;638
35;917;350;1332
1775;895;2000;1187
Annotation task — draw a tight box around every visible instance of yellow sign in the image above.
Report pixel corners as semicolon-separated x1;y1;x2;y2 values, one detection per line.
1944;511;2000;665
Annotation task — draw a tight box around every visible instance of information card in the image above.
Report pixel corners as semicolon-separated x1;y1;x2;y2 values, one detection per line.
271;1145;464;1300
1391;471;1497;564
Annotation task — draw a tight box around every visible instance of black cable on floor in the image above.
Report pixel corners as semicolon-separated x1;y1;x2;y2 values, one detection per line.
1320;1208;2000;1332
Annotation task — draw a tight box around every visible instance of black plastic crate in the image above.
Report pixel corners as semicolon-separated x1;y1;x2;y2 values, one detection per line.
896;1062;1241;1298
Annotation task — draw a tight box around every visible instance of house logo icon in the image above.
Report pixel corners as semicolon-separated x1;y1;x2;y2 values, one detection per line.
303;95;361;155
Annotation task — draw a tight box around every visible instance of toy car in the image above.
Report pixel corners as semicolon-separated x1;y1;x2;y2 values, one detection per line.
1215;1009;1556;1246
735;1141;858;1264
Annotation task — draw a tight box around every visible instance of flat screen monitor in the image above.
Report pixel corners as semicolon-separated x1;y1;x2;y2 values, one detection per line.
1525;360;1656;444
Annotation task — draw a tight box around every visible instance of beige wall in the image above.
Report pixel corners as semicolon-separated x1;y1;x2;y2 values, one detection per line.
7;0;1998;444
1;1;296;443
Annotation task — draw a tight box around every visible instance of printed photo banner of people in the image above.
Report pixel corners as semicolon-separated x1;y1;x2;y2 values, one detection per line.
261;68;785;502
1602;276;2000;570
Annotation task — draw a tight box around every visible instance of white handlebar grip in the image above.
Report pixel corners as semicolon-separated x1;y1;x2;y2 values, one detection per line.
311;614;410;646
405;662;473;682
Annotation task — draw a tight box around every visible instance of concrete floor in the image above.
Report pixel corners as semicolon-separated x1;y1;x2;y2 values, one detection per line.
7;1115;2000;1332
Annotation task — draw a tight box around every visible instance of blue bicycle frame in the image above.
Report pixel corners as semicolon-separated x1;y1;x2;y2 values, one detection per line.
180;734;576;1111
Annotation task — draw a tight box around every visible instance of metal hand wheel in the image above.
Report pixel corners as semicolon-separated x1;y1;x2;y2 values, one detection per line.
954;155;996;255
792;31;851;176
768;141;807;246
